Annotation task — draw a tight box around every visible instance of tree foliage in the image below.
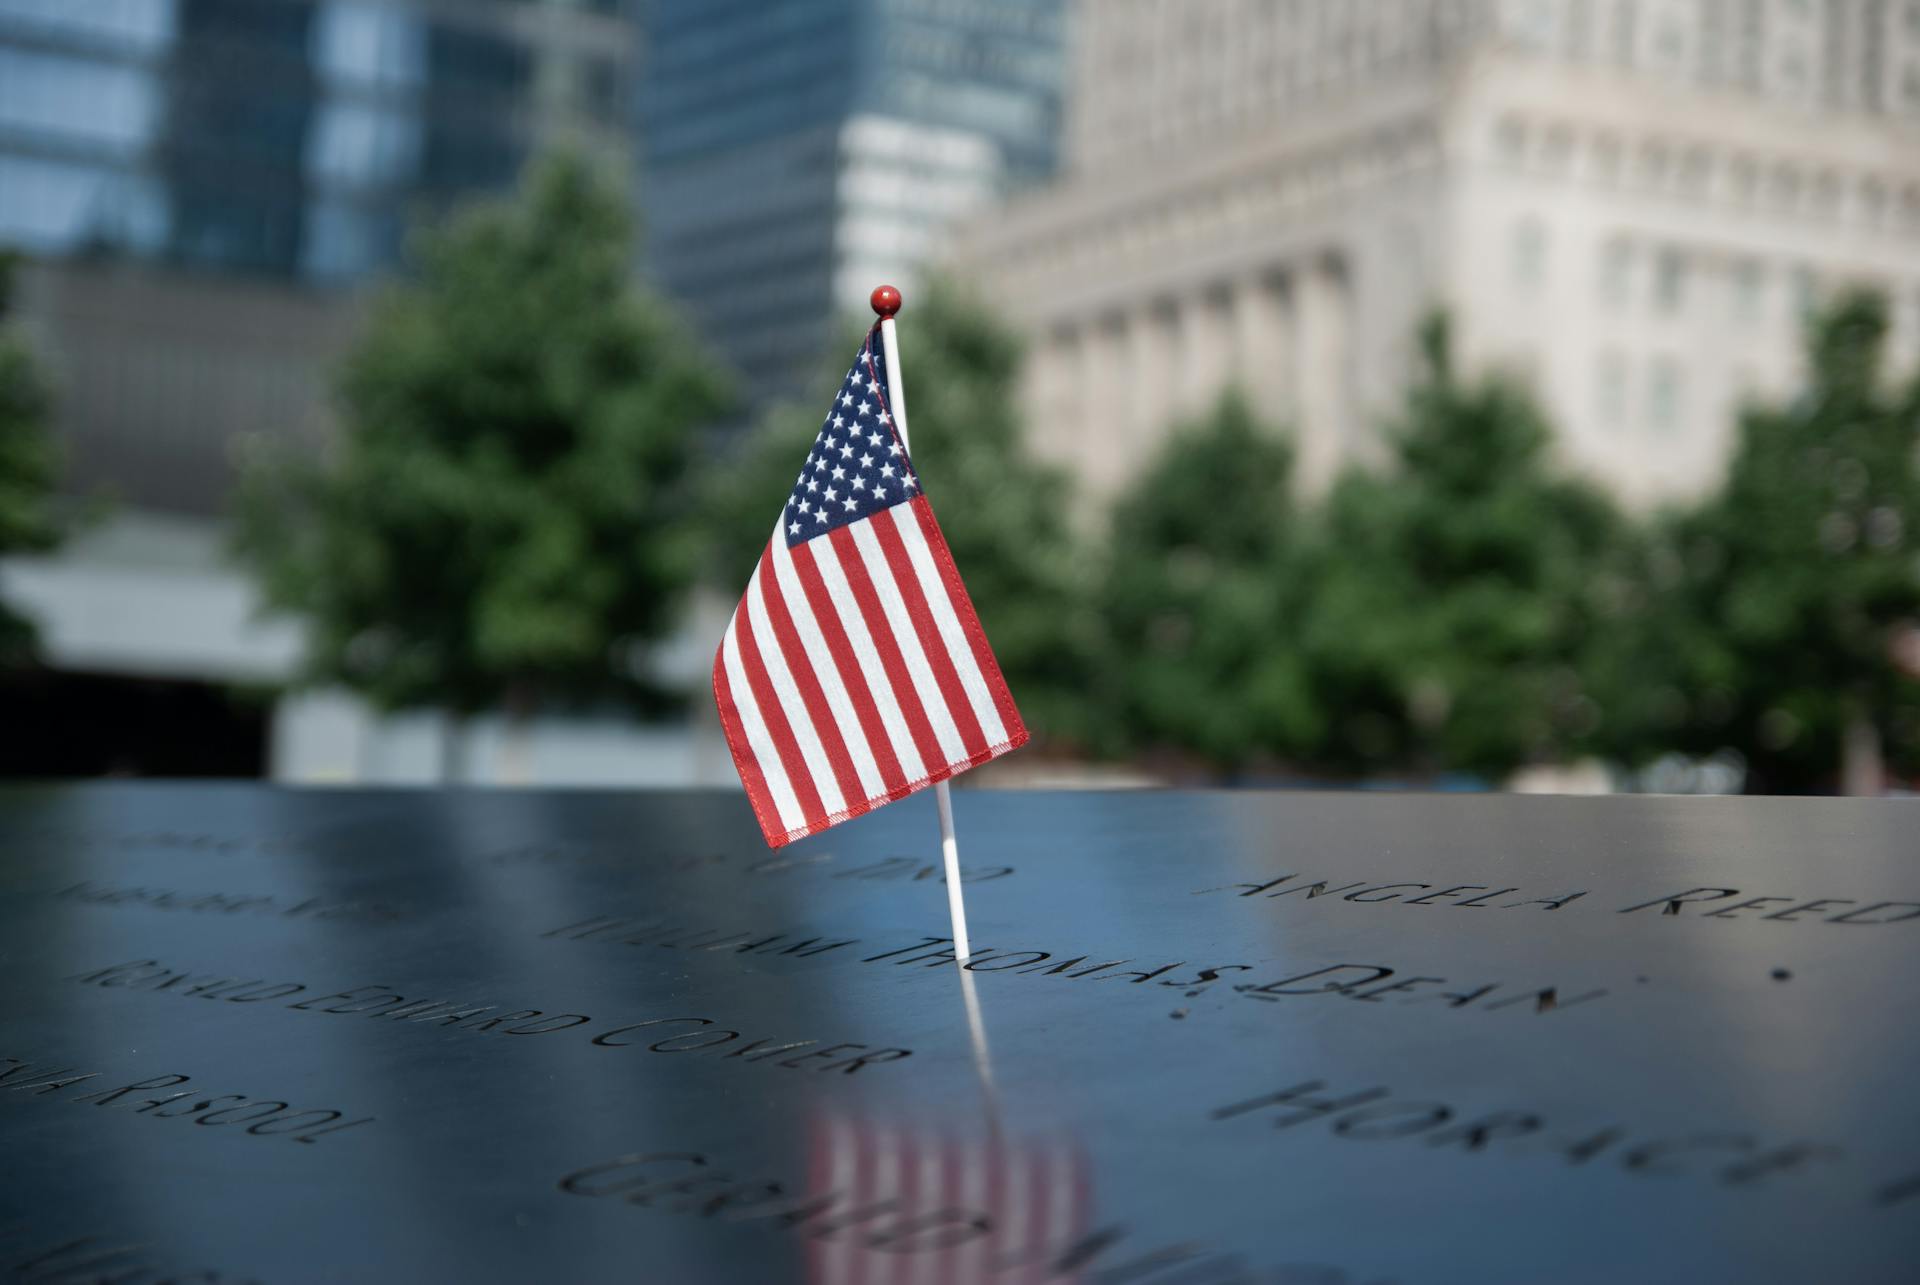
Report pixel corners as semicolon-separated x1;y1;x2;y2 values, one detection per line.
236;154;730;716
1096;390;1314;770
0;249;61;665
705;279;1100;746
1605;290;1920;789
1299;314;1624;779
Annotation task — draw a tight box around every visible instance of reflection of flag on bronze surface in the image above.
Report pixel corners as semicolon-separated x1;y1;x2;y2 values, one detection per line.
713;326;1027;848
807;1114;1090;1285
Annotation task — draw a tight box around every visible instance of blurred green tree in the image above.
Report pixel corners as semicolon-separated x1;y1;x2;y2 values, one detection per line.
0;250;61;665
1095;390;1315;771
705;280;1101;747
236;154;729;767
1301;313;1624;780
1611;290;1920;791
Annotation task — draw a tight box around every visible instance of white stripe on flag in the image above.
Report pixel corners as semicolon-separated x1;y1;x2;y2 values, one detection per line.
805;538;930;783
886;505;1010;748
847;519;969;765
743;557;848;820
770;537;886;801
721;613;804;835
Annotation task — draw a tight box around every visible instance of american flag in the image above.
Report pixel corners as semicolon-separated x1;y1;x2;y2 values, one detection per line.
713;325;1027;848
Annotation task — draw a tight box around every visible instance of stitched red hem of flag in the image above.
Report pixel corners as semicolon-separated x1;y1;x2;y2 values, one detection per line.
762;728;1029;849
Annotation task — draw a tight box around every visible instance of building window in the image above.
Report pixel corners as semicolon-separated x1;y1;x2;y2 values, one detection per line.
1793;265;1821;316
1766;163;1797;210
1495;115;1528;163
1648;357;1684;433
1731;259;1765;325
1511;217;1549;291
1653;246;1686;314
1599;236;1633;308
1591;132;1622;182
1728;155;1758;204
1678;146;1712;195
1596;349;1629;428
1862;178;1889;226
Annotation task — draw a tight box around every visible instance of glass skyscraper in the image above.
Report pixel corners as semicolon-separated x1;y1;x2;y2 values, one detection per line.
0;0;640;517
641;0;1066;408
0;0;638;285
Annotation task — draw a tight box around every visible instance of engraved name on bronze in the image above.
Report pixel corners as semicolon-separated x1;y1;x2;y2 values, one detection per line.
542;918;1607;1018
491;843;1012;883
1209;1077;1875;1199
0;1053;372;1144
555;1148;1396;1285
67;960;911;1076
1616;887;1920;924
1198;872;1920;927
25;828;315;858
54;879;403;923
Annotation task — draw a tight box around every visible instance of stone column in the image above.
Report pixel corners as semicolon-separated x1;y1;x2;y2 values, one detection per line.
1087;312;1131;501
1231;270;1295;428
1182;284;1236;417
1130;300;1176;462
1293;253;1353;493
1026;323;1083;475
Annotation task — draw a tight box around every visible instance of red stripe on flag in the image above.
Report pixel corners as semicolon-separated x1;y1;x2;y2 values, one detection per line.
828;525;948;775
870;509;991;760
711;631;782;845
757;546;867;810
792;541;910;795
909;496;1028;748
733;603;826;832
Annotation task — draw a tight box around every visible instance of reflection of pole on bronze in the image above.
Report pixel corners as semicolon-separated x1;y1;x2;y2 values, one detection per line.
874;283;973;962
958;963;999;1127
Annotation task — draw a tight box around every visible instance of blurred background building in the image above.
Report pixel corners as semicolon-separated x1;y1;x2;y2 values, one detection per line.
955;0;1920;503
641;0;1066;411
0;0;640;776
2;1;1915;791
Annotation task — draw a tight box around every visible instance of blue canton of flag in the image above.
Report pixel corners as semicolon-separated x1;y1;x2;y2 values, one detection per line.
782;331;920;544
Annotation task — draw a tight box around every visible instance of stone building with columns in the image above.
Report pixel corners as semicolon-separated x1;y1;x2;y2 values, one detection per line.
950;0;1920;507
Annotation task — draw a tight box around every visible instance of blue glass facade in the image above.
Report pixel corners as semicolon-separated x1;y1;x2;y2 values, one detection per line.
641;0;1065;407
0;0;638;282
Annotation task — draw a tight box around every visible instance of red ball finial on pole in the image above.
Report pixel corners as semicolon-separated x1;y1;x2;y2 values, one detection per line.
870;284;902;319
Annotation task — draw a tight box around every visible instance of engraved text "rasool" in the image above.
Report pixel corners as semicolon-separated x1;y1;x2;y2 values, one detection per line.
1212;1078;1845;1195
68;959;911;1076
556;1150;1395;1285
0;1054;372;1144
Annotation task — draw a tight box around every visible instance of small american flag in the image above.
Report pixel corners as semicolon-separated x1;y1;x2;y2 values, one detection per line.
713;325;1027;848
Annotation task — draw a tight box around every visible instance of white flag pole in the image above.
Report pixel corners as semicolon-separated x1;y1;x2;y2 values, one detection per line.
874;285;973;963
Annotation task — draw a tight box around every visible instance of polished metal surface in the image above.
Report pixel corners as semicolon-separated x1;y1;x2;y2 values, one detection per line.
1;784;1916;1284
